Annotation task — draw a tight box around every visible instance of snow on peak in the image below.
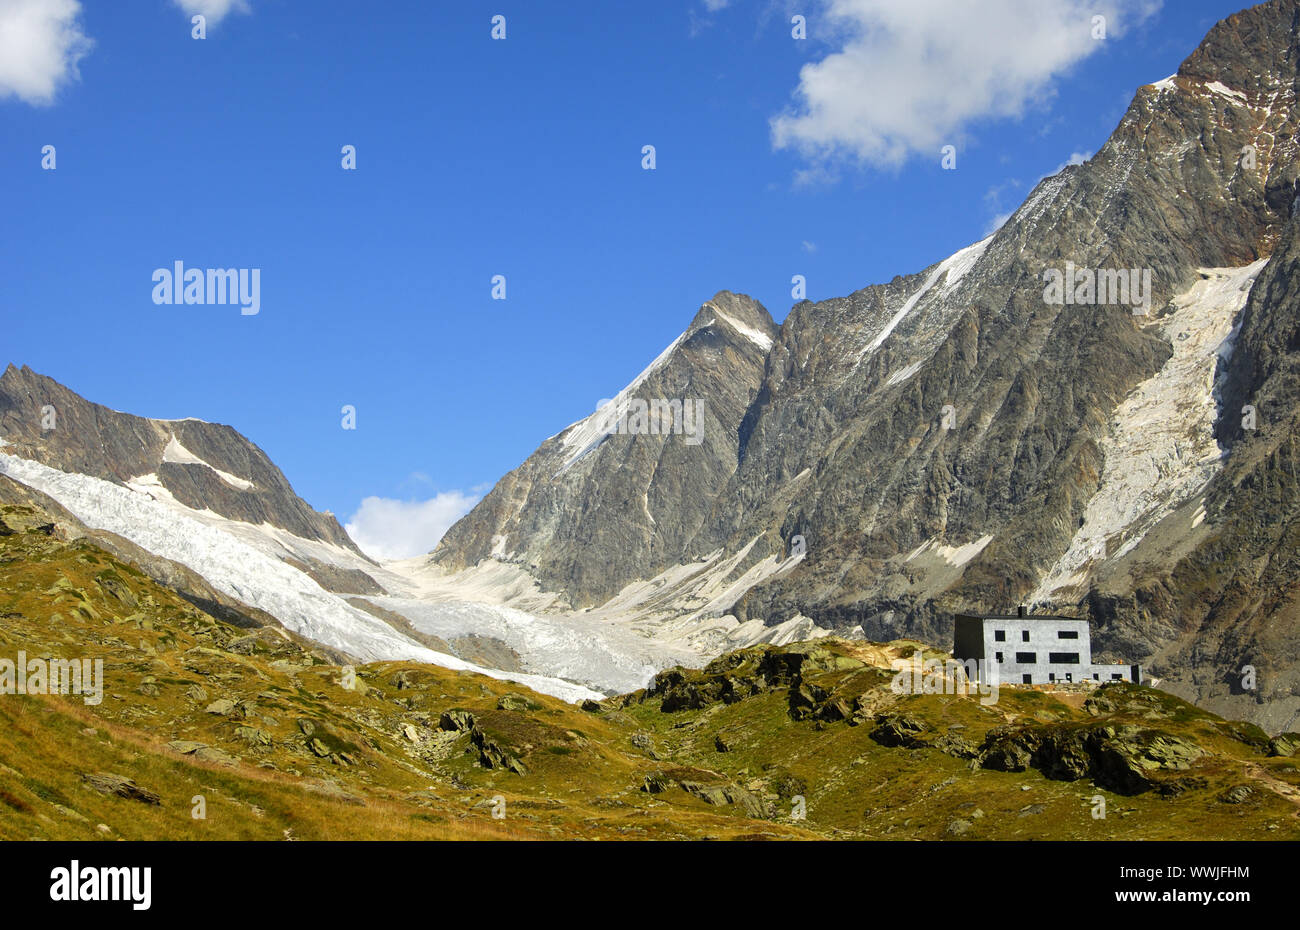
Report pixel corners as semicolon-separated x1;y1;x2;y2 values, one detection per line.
857;235;993;362
1148;74;1248;105
554;331;688;473
701;303;775;352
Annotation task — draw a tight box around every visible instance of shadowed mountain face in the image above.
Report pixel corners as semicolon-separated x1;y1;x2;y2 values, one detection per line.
0;364;361;554
433;1;1300;728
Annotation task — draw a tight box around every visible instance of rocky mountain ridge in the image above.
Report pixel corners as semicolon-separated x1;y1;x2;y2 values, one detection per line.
431;0;1300;730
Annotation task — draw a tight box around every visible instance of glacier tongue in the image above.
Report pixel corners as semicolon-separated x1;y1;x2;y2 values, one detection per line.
0;453;603;703
363;595;694;695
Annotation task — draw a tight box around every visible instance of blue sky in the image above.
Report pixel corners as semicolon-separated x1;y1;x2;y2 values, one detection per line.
1;0;1252;557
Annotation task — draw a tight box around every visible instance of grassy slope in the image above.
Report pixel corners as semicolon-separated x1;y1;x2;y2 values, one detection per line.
0;497;1297;840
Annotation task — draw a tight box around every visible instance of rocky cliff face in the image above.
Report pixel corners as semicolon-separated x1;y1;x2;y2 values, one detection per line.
432;0;1300;728
0;364;360;554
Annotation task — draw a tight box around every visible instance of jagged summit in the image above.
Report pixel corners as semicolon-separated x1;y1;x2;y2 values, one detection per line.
431;288;778;607
689;292;779;351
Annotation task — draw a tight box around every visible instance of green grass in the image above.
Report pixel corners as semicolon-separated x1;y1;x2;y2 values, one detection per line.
1;498;1297;840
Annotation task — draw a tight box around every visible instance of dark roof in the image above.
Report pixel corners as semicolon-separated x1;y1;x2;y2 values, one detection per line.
955;613;1085;622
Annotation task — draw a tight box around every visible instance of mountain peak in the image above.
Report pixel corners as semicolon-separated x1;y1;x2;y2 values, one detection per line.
429;1;1300;729
1178;0;1299;92
688;292;779;352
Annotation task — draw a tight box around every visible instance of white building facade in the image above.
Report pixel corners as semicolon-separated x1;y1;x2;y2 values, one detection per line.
953;607;1142;686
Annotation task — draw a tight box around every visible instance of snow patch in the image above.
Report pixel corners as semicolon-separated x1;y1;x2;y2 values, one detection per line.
1031;261;1268;601
703;304;775;351
162;435;254;491
857;237;992;361
1205;81;1247;103
885;360;925;387
906;534;994;568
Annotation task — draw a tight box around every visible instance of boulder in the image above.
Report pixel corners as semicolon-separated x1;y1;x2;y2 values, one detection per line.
81;772;161;805
870;714;928;748
497;693;541;712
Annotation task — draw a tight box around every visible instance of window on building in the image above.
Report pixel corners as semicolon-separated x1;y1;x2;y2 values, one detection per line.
1093;674;1100;681
1048;673;1056;682
1049;652;1081;664
994;630;1006;642
1111;673;1123;681
1021;630;1030;642
995;652;1003;662
1022;674;1033;684
1065;673;1073;683
1058;630;1079;639
1016;652;1036;663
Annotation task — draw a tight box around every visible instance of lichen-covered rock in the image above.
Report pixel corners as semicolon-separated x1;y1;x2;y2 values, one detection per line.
870;714;929;749
1268;733;1300;757
497;693;541;712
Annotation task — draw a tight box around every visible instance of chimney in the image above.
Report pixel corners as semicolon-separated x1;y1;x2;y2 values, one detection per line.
1017;605;1027;618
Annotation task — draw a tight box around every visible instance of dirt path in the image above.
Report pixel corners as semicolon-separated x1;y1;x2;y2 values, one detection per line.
1242;760;1300;817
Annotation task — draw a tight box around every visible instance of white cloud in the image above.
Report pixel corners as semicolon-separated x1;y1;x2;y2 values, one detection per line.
0;0;93;106
172;0;250;26
985;212;1013;235
801;239;818;253
1052;150;1093;174
984;149;1092;231
345;491;481;562
771;0;1160;172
